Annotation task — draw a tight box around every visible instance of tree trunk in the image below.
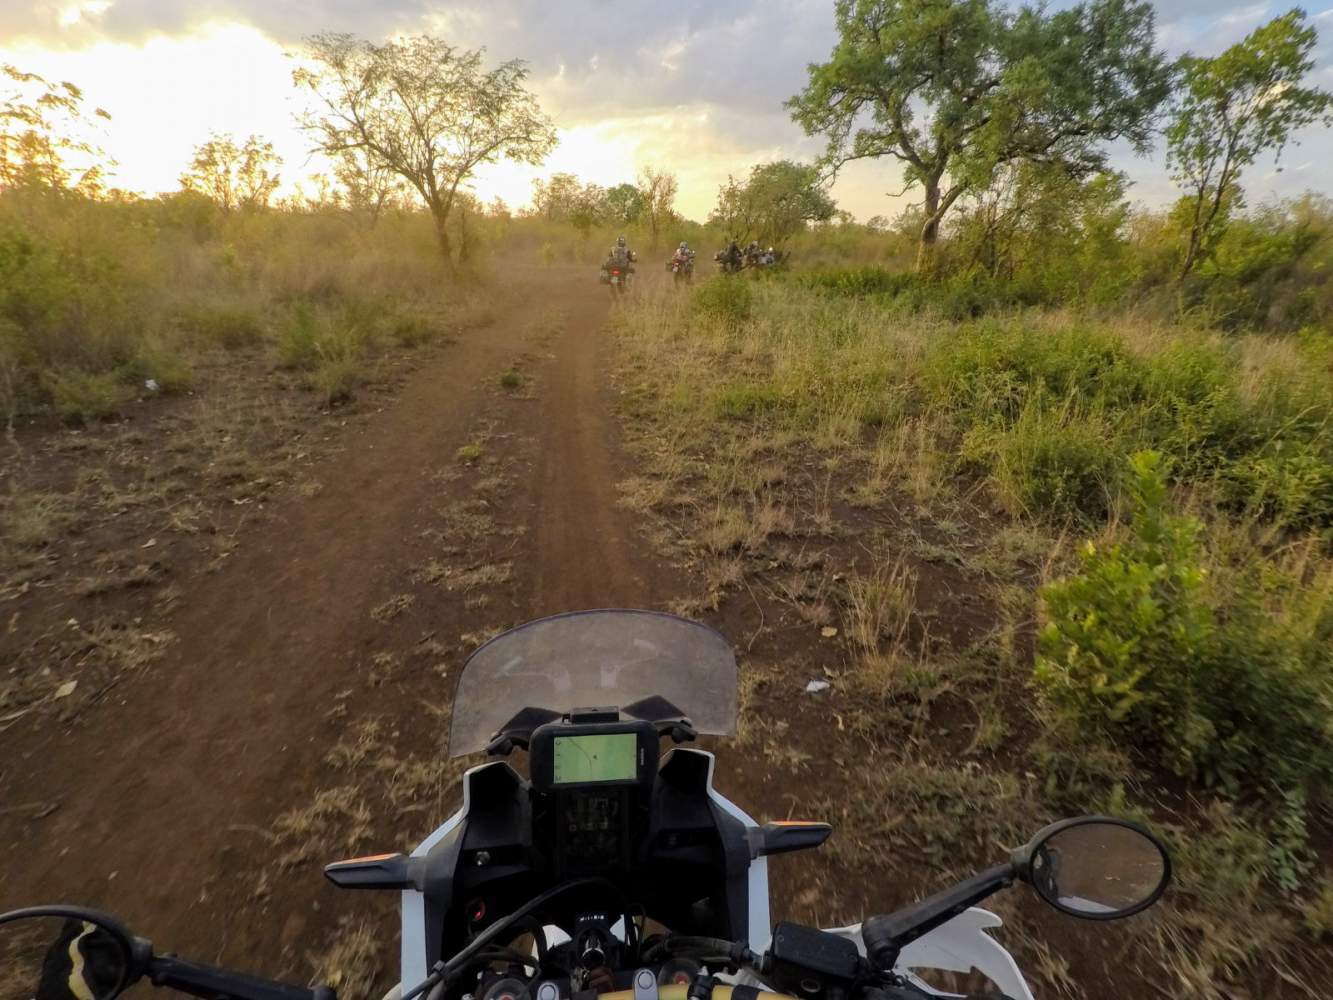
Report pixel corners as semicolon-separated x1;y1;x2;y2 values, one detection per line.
916;180;942;275
1179;232;1201;283
430;203;454;269
458;207;472;264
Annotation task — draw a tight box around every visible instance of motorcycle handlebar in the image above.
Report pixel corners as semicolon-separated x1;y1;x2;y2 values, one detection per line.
148;954;334;1000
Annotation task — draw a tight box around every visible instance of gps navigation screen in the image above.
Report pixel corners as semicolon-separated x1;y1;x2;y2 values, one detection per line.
553;733;637;784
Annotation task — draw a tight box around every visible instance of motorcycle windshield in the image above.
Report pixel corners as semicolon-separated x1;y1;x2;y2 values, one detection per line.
448;609;737;756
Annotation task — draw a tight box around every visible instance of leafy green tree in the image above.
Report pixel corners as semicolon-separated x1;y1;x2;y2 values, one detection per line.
788;0;1172;272
1;64;111;194
1167;10;1333;282
950;164;1132;301
530;172;608;237
295;34;557;267
180;133;282;212
636;167;677;248
604;182;644;225
709;160;836;247
531;172;584;221
568;183;608;239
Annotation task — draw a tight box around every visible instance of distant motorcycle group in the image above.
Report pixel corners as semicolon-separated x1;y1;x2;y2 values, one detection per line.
714;239;781;274
598;236;783;294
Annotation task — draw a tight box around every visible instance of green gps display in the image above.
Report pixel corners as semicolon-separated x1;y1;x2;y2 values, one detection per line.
552;732;638;784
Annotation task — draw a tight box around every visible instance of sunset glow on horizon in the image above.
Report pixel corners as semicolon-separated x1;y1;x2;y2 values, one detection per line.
4;1;1332;221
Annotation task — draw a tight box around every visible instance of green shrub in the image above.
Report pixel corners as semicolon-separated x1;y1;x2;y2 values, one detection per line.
1225;447;1333;531
922;322;1133;423
390;313;441;347
714;381;782;420
794;266;914;298
188;304;266;349
692;276;752;324
43;370;136;422
119;345;194;395
307;356;364;407
277;301;322;370
974;409;1115;520
1037;451;1333;792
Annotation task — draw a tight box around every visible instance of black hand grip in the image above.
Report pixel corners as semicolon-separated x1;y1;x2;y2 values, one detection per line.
149;954;331;1000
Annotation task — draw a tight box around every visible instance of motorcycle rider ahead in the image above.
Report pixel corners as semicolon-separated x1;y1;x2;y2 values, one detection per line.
669;241;696;284
608;234;635;267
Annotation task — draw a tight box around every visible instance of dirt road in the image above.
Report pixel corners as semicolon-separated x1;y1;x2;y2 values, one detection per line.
0;266;683;978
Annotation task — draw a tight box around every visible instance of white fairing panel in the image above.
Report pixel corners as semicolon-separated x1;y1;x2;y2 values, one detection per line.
701;752;772;953
399;764;481;990
822;912;1035;1000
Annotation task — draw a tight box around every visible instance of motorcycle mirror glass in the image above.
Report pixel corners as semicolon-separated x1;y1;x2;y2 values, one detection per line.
1025;818;1171;920
0;910;134;1000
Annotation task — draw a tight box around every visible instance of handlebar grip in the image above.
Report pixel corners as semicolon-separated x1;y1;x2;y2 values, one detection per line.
149;954;332;1000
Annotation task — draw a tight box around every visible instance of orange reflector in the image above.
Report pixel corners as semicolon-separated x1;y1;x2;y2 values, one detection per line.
332;852;399;865
770;820;824;827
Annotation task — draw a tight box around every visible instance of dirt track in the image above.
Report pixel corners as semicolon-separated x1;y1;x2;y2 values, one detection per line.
0;266;683;977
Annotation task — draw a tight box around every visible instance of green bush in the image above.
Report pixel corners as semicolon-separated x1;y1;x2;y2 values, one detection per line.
714;381;783;420
923;323;1133;422
390;313;442;347
43;370;136;422
277;301;322;370
188;303;266;349
692;276;753;324
973;409;1115;520
794;266;914;297
1036;451;1333;793
308;356;364;407
120;344;194;394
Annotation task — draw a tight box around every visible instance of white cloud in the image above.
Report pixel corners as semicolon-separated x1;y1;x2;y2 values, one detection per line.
1217;2;1270;28
2;0;1331;221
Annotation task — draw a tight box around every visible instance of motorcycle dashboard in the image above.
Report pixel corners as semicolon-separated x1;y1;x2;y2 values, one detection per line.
529;719;657;792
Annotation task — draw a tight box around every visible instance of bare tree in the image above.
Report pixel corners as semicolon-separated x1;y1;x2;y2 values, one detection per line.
295;33;557;267
332;146;407;229
180;133;281;212
636;167;677;248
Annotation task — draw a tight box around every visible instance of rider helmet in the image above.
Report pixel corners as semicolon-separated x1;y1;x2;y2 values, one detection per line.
616;235;627;247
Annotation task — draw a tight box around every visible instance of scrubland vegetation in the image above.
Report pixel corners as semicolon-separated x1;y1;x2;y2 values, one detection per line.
0;191;491;424
4;1;1333;996
612;258;1333;991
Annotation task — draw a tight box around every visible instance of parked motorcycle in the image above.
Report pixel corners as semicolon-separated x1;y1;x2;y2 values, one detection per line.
0;610;1171;1000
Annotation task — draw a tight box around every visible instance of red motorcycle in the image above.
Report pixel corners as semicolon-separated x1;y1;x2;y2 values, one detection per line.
666;250;696;286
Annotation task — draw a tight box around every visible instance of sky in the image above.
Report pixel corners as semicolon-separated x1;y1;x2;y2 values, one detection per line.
2;0;1331;222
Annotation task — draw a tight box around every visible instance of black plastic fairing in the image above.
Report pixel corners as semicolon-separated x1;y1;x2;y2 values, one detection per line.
751;822;832;858
324;853;413;890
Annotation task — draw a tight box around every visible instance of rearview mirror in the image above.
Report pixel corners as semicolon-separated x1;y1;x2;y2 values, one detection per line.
0;907;136;1000
1018;816;1171;920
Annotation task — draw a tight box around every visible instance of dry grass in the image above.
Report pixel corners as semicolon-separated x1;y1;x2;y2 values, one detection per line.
370;593;414;623
0;490;76;550
446;561;513;592
271;786;373;868
842;558;916;656
307;916;382;997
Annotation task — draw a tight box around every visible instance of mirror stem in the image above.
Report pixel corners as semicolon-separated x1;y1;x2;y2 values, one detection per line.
862;863;1015;969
